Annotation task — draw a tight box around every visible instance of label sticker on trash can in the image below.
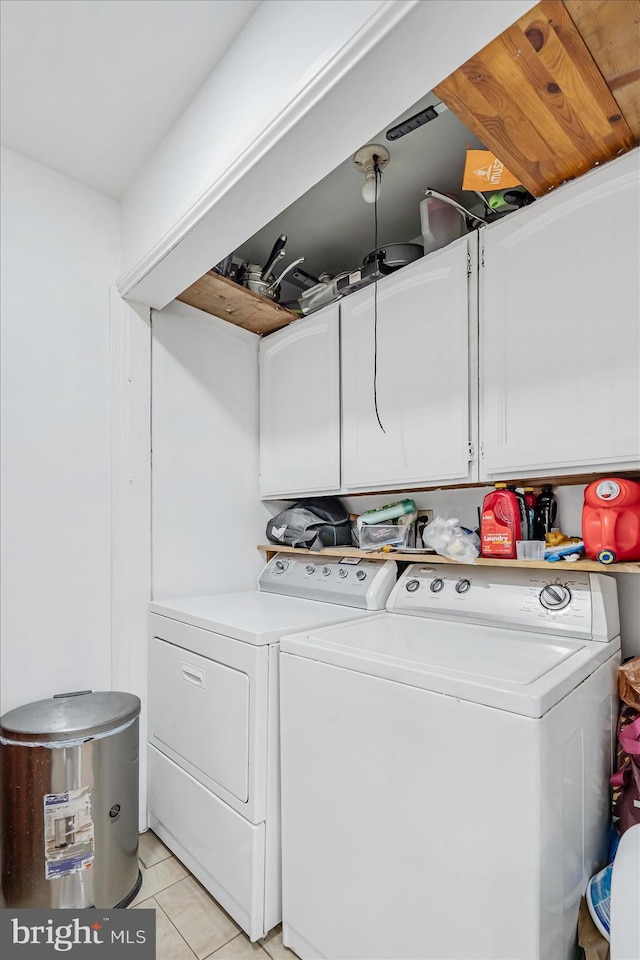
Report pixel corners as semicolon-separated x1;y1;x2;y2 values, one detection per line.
43;787;94;879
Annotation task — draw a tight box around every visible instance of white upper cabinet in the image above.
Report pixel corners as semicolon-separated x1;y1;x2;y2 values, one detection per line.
341;238;476;491
480;151;640;481
259;305;341;498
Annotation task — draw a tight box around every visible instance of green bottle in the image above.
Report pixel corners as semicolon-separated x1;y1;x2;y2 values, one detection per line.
488;187;533;211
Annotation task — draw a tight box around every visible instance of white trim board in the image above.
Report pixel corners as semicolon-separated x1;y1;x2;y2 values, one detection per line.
110;291;152;830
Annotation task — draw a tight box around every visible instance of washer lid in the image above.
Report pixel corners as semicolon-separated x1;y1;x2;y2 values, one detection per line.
280;614;620;718
0;691;141;743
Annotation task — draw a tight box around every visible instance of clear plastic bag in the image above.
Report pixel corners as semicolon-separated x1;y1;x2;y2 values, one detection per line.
422;515;480;562
358;523;412;551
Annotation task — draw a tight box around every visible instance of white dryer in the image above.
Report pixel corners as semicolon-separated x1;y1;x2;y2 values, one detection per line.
147;553;396;941
280;564;621;960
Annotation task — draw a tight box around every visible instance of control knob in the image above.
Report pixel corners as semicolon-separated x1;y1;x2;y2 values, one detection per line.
405;579;420;593
430;578;445;593
455;579;471;595
338;568;349;579
274;559;289;575
539;583;572;610
321;566;331;577
356;569;367;581
305;564;316;576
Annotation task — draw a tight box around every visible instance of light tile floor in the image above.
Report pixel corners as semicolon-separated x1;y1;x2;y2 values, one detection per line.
132;830;298;960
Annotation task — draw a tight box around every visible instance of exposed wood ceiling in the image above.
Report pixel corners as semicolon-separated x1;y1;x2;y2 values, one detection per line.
434;0;638;196
564;0;640;139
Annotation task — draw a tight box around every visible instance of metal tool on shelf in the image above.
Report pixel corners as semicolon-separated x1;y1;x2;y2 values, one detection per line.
232;234;305;301
299;272;351;315
243;258;305;301
260;234;287;280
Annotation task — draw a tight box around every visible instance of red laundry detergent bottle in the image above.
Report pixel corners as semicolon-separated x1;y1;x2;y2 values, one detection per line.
481;483;522;559
582;478;640;564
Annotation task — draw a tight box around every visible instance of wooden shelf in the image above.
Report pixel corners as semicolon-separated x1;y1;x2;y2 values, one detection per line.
177;271;298;335
258;544;640;573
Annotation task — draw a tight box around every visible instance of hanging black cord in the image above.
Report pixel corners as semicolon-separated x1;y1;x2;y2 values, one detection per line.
372;155;386;433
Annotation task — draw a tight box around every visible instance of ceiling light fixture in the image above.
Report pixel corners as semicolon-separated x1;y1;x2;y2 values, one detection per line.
353;143;390;204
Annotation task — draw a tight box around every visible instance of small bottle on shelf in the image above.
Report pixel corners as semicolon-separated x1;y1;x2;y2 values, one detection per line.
533;485;558;541
508;485;530;540
522;487;537;539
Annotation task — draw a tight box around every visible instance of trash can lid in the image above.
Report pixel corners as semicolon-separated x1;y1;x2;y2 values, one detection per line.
0;690;141;743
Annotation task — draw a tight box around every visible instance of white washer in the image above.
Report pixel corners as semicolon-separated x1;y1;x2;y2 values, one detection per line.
147;553;397;941
280;564;621;960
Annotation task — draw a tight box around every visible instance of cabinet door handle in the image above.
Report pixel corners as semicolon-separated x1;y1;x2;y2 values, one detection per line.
181;662;205;688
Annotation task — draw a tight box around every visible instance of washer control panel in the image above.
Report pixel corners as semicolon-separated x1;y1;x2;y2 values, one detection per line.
388;564;619;642
259;554;398;610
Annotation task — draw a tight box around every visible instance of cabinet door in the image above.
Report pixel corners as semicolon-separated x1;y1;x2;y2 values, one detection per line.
259;305;340;498
480;151;640;480
341;239;475;491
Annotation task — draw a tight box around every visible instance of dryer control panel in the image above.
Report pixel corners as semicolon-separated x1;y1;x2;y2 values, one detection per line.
387;565;620;642
259;554;397;610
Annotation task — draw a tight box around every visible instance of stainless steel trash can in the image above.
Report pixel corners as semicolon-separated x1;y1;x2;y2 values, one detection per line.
0;690;142;909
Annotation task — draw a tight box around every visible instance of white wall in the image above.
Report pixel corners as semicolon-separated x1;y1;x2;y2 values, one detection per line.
119;0;537;307
0;147;121;714
151;301;266;599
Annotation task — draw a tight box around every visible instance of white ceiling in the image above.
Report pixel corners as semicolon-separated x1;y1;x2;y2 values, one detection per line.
0;0;260;198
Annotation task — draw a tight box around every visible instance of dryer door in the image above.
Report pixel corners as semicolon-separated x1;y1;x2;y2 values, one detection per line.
149;617;269;823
